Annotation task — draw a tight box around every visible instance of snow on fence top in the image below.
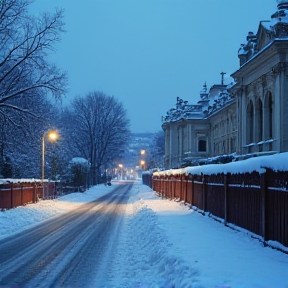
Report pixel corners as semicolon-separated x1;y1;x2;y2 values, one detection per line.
153;152;288;177
0;179;48;185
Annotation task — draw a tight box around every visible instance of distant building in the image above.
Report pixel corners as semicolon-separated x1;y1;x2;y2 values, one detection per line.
162;80;236;168
162;0;288;169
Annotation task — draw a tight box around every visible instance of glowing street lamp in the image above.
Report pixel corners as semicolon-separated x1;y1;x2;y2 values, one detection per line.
140;160;146;170
118;164;123;180
140;150;146;155
42;130;59;181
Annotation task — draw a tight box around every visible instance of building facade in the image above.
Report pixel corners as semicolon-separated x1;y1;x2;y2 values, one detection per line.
162;0;288;169
162;83;237;168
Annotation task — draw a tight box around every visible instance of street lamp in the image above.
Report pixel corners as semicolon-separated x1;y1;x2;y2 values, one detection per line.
42;130;59;181
41;130;59;200
118;164;123;180
140;160;146;170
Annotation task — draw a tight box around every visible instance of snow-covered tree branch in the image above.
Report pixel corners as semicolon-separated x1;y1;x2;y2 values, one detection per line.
0;0;67;116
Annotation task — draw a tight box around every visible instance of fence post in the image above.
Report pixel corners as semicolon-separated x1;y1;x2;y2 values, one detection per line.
180;174;183;202
191;174;194;207
260;172;267;242
202;173;206;212
184;174;187;203
224;173;229;226
33;183;37;203
164;176;167;198
20;184;23;206
172;178;175;199
10;183;13;209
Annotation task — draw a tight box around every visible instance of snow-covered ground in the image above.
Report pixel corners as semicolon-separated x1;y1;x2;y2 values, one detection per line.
1;180;288;288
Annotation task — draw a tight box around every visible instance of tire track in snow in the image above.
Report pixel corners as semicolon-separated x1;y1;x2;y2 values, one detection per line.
0;183;132;287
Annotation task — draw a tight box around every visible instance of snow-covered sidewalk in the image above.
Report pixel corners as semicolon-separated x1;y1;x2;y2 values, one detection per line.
1;181;288;288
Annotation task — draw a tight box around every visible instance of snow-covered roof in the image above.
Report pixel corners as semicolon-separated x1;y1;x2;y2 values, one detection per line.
70;157;89;164
238;2;288;65
162;84;234;124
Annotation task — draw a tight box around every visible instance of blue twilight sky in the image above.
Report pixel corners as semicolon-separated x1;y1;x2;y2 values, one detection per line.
30;0;276;133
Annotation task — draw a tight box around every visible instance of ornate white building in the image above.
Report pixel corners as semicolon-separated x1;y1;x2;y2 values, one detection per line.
162;0;288;169
231;0;288;155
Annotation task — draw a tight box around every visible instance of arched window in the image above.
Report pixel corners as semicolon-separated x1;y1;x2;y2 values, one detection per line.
264;92;273;140
255;98;263;142
246;100;254;144
269;95;273;139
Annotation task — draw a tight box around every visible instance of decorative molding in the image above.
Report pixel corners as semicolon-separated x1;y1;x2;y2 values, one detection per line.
266;73;275;90
253;78;263;97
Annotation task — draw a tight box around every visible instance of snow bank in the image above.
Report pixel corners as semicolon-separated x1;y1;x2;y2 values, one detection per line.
154;152;288;177
106;185;199;288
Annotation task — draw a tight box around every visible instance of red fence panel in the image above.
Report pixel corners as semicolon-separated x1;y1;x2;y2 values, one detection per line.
266;189;288;247
167;178;172;199
0;184;12;209
171;177;176;199
152;177;160;193
22;184;34;204
227;185;261;236
0;181;56;209
150;169;288;250
193;175;204;210
265;169;288;247
175;177;182;199
227;172;262;236
12;184;23;207
181;176;186;202
205;174;225;219
186;174;193;205
163;179;169;198
151;169;288;249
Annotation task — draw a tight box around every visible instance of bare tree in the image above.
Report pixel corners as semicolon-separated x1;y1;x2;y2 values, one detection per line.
148;130;165;169
65;91;130;185
0;93;62;178
0;0;67;125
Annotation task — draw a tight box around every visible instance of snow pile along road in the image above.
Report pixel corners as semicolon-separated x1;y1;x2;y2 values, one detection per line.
105;187;199;288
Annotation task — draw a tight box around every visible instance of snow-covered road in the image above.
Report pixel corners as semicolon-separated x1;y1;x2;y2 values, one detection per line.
1;180;288;288
0;183;132;287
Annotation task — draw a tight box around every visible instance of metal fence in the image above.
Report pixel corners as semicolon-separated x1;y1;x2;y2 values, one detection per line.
150;168;288;249
0;182;56;209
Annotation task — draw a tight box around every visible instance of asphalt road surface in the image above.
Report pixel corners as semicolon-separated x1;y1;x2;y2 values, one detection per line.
0;182;133;287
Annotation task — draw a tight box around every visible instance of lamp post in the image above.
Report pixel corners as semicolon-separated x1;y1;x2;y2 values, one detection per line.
140;150;147;170
140;160;146;170
41;130;59;198
118;164;123;180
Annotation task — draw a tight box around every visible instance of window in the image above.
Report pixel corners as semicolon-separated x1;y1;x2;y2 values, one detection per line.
256;98;263;142
264;92;273;140
198;139;206;152
246;100;254;144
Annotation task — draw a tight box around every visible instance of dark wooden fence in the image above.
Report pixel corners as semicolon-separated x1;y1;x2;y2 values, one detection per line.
0;181;56;209
142;172;153;188
150;168;288;250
